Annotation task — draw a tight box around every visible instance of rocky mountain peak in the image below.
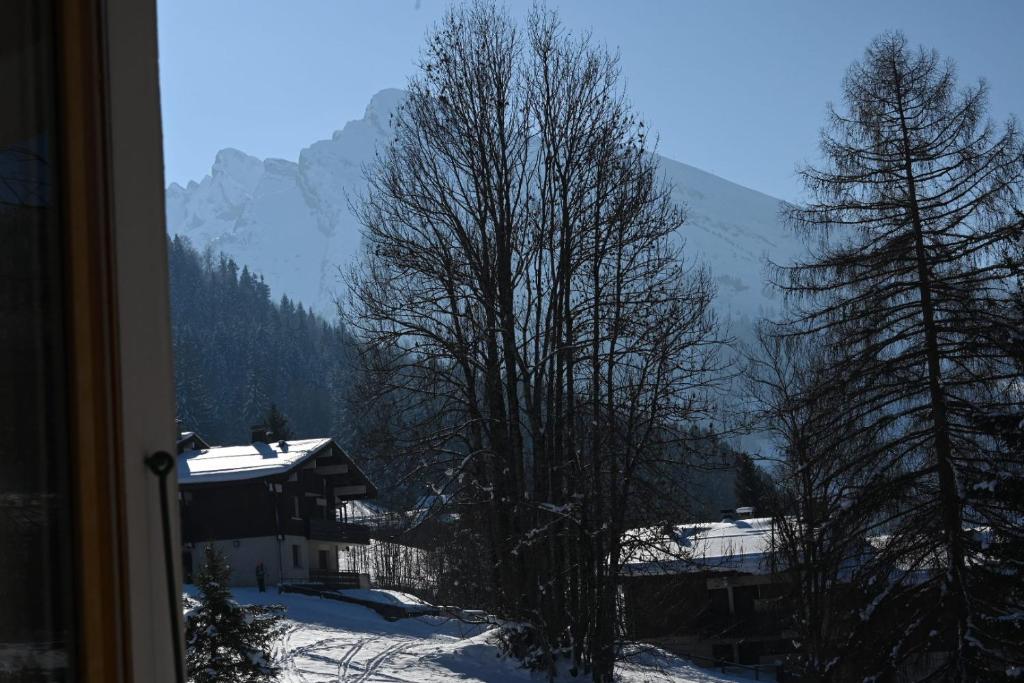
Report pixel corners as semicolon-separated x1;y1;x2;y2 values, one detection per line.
165;89;801;334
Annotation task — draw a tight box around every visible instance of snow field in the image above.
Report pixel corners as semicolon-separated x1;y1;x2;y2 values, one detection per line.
225;587;750;683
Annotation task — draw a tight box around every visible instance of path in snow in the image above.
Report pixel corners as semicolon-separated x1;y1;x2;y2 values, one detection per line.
231;587;750;683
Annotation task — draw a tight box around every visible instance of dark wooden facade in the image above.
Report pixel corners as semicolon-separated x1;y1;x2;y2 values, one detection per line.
178;439;377;585
621;558;949;678
175;431;210;454
621;570;795;667
179;440;376;544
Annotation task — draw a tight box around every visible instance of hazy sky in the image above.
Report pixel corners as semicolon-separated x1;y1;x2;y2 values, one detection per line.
158;0;1024;201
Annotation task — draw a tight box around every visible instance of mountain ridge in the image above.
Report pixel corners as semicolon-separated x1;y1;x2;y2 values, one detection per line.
165;89;802;331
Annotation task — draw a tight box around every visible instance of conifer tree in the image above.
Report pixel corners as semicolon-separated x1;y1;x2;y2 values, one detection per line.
779;32;1024;680
168;236;359;446
263;403;294;441
184;545;284;683
732;453;776;515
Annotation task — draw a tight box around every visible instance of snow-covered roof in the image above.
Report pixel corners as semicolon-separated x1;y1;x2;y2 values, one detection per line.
176;431;211;453
621;517;776;576
177;438;332;485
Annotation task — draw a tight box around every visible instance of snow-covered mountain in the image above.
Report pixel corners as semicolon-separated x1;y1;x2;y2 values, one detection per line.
166;89;801;334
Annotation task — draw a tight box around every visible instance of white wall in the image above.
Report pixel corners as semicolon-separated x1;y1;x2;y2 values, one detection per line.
187;537;372;588
188;535;309;587
309;541;340;574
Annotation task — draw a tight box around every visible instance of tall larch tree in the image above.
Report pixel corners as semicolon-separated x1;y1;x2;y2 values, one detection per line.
778;32;1024;681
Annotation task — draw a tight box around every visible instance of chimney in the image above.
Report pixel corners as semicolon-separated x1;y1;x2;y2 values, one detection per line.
250;425;271;444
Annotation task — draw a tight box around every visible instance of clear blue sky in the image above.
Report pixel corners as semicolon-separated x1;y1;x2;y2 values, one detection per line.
157;0;1024;202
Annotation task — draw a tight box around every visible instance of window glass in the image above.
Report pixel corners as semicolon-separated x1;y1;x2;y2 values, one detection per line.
711;643;734;664
0;0;76;679
708;587;730;615
733;585;759;616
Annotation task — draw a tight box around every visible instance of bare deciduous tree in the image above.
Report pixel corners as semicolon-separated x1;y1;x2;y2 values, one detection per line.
346;3;723;679
746;327;909;682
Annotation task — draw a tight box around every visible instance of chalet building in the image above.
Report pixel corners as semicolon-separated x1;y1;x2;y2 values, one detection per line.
619;509;795;668
176;428;378;588
176;430;210;453
621;511;957;679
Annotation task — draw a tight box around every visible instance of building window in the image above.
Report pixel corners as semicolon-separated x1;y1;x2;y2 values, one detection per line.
733;585;759;616
292;544;302;568
708;587;730;614
712;643;734;665
292;496;301;519
182;550;193;584
737;640;763;665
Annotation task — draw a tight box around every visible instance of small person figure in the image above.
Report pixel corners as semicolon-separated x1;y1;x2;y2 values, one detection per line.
255;560;266;592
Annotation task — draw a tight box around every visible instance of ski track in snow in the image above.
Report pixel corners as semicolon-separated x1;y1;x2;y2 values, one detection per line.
284;632;422;683
351;641;408;683
231;587;477;683
217;587;755;683
336;637;368;682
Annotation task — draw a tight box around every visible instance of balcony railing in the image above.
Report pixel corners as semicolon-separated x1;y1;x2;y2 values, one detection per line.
305;517;371;544
679;651;785;682
754;597;786;613
308;570;364;588
695;611;794;639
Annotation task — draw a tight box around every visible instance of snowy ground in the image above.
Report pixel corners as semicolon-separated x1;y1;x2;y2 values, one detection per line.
218;587;749;683
336;588;438;615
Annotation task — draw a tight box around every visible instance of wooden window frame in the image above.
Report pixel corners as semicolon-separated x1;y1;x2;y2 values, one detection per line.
57;0;180;681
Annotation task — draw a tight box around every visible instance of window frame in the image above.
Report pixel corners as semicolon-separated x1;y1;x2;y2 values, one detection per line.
56;0;180;680
58;1;127;678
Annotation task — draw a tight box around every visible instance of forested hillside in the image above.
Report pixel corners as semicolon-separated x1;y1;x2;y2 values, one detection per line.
168;236;357;445
168;235;764;517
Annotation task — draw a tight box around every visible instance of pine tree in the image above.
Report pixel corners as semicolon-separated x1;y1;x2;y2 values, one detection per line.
184;545;284;683
168;236;364;445
263;403;294;441
779;32;1024;680
732;453;776;515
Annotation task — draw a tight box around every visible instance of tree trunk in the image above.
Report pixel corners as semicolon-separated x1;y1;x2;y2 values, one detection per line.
894;72;972;679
